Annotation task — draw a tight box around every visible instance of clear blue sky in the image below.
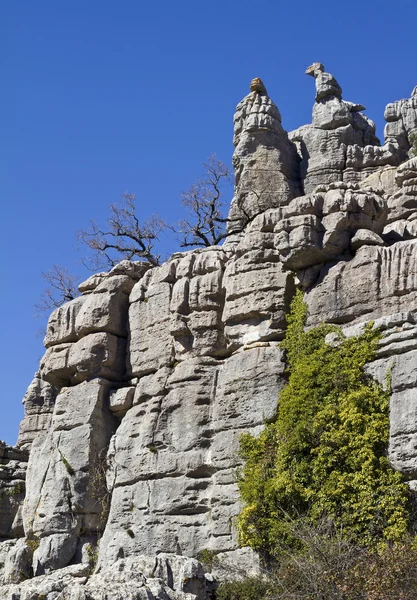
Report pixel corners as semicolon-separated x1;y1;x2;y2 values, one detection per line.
1;0;416;445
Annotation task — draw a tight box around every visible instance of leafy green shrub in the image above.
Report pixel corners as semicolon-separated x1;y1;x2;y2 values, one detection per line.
86;542;99;575
25;536;40;553
58;451;75;476
216;576;273;600
197;548;219;571
5;482;23;496
237;290;410;559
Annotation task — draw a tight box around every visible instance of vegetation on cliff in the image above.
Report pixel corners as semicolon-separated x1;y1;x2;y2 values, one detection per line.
216;290;415;597
237;290;410;557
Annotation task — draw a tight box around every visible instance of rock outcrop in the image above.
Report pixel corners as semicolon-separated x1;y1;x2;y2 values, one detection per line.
2;69;417;599
290;64;417;194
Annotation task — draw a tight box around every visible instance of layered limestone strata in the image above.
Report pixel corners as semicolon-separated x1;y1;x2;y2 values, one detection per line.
2;72;417;599
290;64;417;193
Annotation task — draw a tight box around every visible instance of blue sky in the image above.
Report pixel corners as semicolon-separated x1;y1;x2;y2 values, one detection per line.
1;0;416;445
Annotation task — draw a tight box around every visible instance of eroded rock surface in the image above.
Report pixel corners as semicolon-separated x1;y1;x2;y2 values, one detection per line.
2;71;417;599
290;64;417;194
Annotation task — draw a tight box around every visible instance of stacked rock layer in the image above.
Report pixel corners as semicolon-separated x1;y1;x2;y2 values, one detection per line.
1;69;417;600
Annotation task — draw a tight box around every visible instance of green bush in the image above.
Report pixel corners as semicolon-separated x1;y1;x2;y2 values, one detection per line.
86;542;99;575
197;548;219;571
216;576;273;600
237;290;410;559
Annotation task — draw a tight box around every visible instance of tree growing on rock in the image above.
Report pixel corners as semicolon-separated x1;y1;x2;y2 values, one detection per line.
175;154;233;248
77;192;165;270
77;155;233;270
34;265;80;315
37;155;233;314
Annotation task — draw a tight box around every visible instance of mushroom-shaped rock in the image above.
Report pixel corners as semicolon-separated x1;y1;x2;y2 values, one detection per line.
305;62;342;101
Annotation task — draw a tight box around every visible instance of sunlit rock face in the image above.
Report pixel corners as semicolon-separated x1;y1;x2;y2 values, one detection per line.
227;78;302;235
290;65;417;194
2;72;417;599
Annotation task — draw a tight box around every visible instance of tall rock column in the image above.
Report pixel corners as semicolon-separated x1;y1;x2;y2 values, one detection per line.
227;78;301;235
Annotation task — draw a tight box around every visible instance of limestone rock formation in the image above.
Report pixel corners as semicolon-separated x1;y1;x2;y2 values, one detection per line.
2;71;417;599
290;65;417;194
227;78;301;234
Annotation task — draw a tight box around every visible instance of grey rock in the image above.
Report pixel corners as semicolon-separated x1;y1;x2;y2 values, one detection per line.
40;332;126;386
223;248;294;347
383;220;417;243
0;443;28;539
78;273;108;294
128;274;174;377
17;372;58;451
359;165;399;197
227;81;301;232
74;276;134;339
350;229;384;252
0;556;213;600
109;386;135;416
7;72;417;599
384;88;417;154
305;240;417;326
44;296;86;348
290;66;410;194
22;380;117;573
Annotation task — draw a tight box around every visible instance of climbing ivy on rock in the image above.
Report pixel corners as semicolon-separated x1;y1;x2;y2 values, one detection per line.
237;290;410;559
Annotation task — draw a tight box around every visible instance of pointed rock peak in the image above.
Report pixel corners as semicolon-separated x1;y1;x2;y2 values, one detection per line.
250;77;267;95
305;62;324;78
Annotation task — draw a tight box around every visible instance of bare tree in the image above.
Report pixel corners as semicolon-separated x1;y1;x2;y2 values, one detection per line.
78;193;165;270
34;265;79;316
176;155;233;248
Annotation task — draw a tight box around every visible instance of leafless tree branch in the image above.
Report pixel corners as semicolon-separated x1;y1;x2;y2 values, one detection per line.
34;265;79;317
78;193;165;270
175;155;233;248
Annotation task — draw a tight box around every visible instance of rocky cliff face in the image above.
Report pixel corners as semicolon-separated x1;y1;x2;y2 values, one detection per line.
1;68;417;600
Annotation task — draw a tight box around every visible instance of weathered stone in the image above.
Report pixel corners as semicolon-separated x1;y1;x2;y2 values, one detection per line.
75;276;134;338
40;333;126;386
7;72;417;600
128;275;174;377
223;249;294;348
109;386;135;415
305;240;417;325
350;229;384;252
289;65;408;194
22;380;116;574
78;273;108;294
44;296;86;348
227;80;301;231
359;165;399;196
0;443;28;540
17;373;58;450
